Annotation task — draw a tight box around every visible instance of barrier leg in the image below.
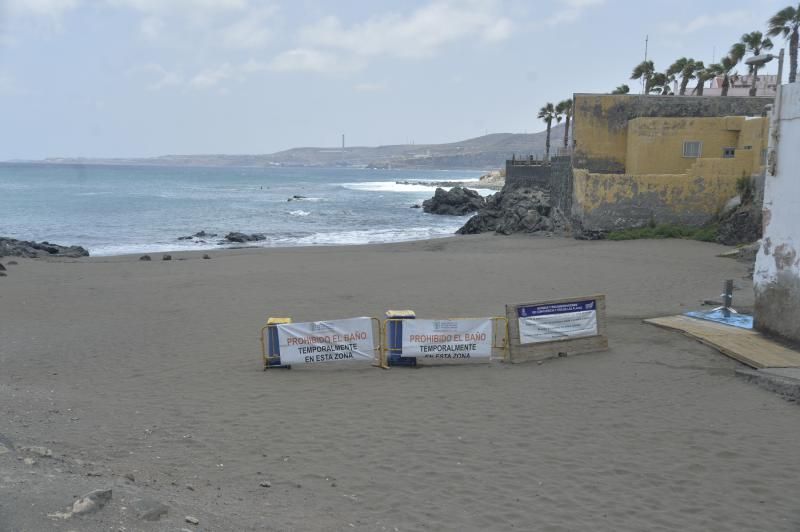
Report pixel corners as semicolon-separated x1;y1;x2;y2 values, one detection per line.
385;310;417;367
264;317;292;370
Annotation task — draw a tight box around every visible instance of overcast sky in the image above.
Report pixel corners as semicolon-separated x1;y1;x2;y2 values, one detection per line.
0;0;791;159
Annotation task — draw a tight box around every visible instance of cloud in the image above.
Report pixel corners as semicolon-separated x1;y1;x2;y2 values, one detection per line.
128;63;183;90
660;10;750;34
188;59;271;88
189;63;237;88
217;5;276;49
139;16;164;40
0;71;23;95
4;0;80;18
270;0;512;73
546;0;604;26
353;82;387;92
106;0;248;15
269;48;364;74
300;1;511;58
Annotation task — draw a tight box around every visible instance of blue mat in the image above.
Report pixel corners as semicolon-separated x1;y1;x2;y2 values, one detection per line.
684;309;753;329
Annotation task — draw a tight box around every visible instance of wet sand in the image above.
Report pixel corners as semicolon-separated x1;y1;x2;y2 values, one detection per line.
1;234;798;531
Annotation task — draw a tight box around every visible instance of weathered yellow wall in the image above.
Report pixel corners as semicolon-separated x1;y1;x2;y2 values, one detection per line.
572;94;631;172
737;117;770;175
625;117;741;174
573;169;739;230
572;94;770;175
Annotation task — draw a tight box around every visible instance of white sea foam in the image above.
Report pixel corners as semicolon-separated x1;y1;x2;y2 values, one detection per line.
341;180;494;196
342;181;441;193
289;209;310;216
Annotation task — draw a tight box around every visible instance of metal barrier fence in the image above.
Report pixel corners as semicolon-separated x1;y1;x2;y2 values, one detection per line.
261;316;509;369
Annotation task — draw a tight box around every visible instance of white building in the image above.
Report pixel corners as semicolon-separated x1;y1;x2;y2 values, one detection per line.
753;82;800;343
703;75;778;97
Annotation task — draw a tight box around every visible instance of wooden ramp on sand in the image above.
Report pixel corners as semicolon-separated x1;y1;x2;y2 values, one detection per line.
645;315;800;369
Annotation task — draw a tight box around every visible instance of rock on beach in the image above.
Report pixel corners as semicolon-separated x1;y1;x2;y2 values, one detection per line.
422;186;486;216
0;237;89;258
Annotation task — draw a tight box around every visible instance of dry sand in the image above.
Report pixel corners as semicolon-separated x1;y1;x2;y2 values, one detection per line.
1;234;798;531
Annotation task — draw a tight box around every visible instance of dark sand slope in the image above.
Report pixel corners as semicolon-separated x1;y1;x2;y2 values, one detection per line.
1;235;798;531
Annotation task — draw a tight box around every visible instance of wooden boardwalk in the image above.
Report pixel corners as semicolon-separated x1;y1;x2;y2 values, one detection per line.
645;315;800;369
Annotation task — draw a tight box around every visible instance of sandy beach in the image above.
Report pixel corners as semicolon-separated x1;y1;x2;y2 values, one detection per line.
1;234;799;531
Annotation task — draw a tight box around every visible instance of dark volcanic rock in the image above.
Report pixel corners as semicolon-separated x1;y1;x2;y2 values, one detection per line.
139;255;152;261
422;186;485;216
162;254;172;261
0;237;89;258
717;203;762;246
225;232;266;243
457;187;567;235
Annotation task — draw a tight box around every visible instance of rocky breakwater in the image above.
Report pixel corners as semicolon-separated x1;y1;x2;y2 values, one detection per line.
0;237;89;258
456;187;568;235
422;186;486;216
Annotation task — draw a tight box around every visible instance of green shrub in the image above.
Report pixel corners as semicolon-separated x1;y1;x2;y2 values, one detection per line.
736;175;754;204
606;223;718;242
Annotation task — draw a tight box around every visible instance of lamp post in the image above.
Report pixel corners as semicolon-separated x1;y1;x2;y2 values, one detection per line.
745;48;785;88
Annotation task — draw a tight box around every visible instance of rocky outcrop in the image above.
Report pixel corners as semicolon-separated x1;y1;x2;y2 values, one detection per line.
457;187;568;235
0;237;89;258
716;203;762;246
422;187;486;216
224;232;266;243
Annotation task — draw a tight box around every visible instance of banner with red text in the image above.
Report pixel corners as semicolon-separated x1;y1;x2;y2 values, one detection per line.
276;317;376;365
402;319;493;361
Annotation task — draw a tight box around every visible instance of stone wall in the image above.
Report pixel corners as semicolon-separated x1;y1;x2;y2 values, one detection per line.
572;94;773;173
549;156;573;215
505;159;551;190
754;83;800;344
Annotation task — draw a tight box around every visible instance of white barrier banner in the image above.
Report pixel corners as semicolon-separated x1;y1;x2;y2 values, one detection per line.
277;317;375;365
517;300;598;344
402;319;493;360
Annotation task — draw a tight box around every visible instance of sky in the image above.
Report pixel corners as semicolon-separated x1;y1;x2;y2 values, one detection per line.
0;0;792;159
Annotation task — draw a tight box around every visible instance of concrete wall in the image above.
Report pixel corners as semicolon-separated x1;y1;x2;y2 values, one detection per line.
754;83;800;344
572;94;773;173
572;170;738;231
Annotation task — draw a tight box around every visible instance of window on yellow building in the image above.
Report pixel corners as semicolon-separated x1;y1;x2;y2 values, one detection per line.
683;141;702;158
723;147;736;158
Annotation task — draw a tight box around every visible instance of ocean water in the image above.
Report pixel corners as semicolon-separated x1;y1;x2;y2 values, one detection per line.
0;164;491;256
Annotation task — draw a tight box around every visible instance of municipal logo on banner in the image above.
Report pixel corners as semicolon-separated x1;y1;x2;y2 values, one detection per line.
402;319;493;360
276;317;375;365
517;300;598;344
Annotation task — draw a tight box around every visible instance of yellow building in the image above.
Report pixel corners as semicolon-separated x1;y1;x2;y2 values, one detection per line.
569;94;772;231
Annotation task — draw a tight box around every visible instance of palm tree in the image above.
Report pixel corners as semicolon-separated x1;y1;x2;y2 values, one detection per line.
537;103;556;161
714;55;740;96
649;72;673;95
691;61;715;95
612;84;630;94
739;31;774;95
668;57;701;95
631;60;655;93
556;99;573;150
767;4;800;83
